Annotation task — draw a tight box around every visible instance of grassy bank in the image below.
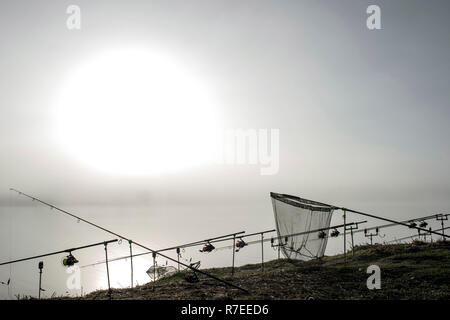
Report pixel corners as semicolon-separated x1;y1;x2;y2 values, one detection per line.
81;240;450;300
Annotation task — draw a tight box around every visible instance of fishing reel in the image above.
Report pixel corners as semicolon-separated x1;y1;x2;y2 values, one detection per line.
185;273;199;283
330;229;340;237
419;221;428;228
184;261;201;283
199;242;215;253
271;236;289;248
62;253;79;267
235;238;247;252
318;231;327;239
409;222;417;229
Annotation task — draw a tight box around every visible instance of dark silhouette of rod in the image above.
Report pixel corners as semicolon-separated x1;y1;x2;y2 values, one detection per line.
387;226;450;243
81;231;246;268
238;229;276;239
219;221;367;249
196;229;275;244
305;214;446;247
341;208;449;239
0;239;118;266
10;188;248;293
341;213;448;237
157;231;246;253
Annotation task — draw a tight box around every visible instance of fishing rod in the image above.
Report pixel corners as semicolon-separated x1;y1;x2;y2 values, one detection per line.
190;229;276;249
82;230;276;269
215;221;367;250
344;213;448;236
340;208;449;239
214;221;366;266
387;226;450;244
156;231;246;253
0;239;118;266
81;231;246;269
233;229;276;239
181;229;276;248
10;188;249;293
302;213;447;250
0;238;119;299
306;213;446;243
271;193;450;239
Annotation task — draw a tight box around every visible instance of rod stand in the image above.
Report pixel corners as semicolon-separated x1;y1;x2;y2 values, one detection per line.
436;214;448;241
346;225;358;255
38;261;43;299
364;228;379;245
271;236;288;260
104;243;111;299
128;240;133;288
260;233;264;272
417;227;432;242
343;210;347;263
152;252;157;292
232;234;236;276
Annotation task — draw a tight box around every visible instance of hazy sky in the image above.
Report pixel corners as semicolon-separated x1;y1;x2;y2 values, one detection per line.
0;0;449;298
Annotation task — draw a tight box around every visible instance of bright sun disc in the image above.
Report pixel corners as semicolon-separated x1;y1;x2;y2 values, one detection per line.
54;48;221;175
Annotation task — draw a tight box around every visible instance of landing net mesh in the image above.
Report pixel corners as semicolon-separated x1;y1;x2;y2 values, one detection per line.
271;193;334;260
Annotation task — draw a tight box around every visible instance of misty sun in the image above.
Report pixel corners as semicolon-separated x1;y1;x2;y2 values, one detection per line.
54;48;220;175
